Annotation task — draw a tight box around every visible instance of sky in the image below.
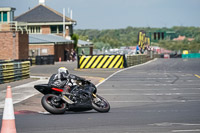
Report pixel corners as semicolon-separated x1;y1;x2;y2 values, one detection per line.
0;0;200;29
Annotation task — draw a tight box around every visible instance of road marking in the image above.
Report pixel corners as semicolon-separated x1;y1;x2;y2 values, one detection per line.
173;123;200;126
194;74;200;78
96;58;157;87
99;78;105;83
145;110;188;113
38;111;50;115
98;88;200;90
108;100;200;103
172;129;200;132
149;122;200;126
143;84;200;86
101;93;200;96
0;79;48;108
14;110;38;115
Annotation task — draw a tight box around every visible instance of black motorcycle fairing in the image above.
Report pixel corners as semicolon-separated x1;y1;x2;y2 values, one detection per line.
69;74;86;81
69;86;92;103
34;84;61;95
67;100;93;112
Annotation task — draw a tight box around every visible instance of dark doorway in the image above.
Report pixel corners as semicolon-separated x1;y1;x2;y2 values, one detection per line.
161;32;164;40
154;32;157;40
158;32;160;40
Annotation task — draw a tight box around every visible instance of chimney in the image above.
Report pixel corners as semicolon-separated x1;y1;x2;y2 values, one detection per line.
39;0;45;5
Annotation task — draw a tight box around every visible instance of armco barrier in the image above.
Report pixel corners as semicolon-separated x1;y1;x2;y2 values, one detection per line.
0;61;30;84
78;55;126;69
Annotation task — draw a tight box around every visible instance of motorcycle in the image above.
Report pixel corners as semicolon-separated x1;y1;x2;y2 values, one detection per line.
34;74;110;114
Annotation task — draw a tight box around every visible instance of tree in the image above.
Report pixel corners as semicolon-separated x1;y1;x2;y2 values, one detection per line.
74;26;200;51
71;34;79;51
94;42;111;50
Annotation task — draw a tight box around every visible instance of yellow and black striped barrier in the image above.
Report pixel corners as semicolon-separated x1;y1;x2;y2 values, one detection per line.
78;55;127;69
0;61;30;84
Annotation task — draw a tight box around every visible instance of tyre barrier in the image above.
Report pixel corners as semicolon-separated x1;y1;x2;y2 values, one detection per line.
78;55;126;69
0;59;34;66
127;55;148;67
0;61;30;84
30;58;36;65
126;54;160;67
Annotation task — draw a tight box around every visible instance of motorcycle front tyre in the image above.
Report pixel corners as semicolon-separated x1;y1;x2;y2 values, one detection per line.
92;94;110;113
41;94;67;114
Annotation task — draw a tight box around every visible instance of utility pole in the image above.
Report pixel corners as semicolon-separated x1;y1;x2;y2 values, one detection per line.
63;8;66;37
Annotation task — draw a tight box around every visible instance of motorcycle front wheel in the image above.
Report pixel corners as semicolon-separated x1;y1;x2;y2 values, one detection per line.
41;94;67;114
92;94;110;113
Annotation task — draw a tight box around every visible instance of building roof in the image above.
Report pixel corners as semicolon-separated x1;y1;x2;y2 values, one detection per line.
173;35;195;41
14;4;76;23
29;34;73;44
173;35;186;41
0;7;16;11
78;40;93;47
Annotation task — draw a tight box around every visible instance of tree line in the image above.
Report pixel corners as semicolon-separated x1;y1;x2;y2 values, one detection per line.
74;26;200;52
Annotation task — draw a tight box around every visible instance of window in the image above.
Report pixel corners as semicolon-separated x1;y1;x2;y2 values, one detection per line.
30;27;34;33
50;25;63;34
28;26;41;33
50;26;57;33
58;25;63;33
41;49;48;54
36;27;40;33
10;11;13;21
3;12;7;22
0;12;1;22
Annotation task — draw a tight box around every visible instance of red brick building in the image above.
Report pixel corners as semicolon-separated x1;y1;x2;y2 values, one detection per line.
14;4;76;37
0;7;29;60
13;2;77;61
0;31;29;60
0;2;81;61
29;34;73;61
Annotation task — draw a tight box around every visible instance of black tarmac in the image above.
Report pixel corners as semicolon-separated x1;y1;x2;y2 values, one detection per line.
1;58;200;133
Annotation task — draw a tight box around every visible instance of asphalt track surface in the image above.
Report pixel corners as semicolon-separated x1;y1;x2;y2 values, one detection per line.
1;58;200;133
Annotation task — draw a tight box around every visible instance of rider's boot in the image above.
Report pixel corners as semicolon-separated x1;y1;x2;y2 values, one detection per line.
61;88;74;104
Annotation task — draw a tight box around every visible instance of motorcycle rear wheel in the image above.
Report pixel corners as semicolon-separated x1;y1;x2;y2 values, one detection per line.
92;94;110;113
41;94;67;114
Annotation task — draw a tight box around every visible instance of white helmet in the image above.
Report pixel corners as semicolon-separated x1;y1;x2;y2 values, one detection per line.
58;67;69;75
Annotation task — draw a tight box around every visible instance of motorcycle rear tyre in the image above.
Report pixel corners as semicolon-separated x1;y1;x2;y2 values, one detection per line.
42;94;66;114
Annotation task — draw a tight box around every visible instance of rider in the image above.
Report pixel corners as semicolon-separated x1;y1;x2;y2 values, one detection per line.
50;67;85;104
50;67;70;89
50;67;74;103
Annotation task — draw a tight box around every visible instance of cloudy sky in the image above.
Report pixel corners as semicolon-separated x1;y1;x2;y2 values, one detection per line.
0;0;199;29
